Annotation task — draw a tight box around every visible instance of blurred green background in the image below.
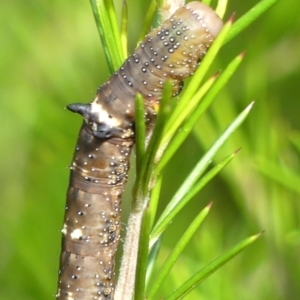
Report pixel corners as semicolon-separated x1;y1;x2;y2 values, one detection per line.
1;0;300;299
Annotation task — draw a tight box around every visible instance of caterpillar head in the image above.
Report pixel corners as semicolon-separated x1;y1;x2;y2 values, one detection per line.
67;103;134;139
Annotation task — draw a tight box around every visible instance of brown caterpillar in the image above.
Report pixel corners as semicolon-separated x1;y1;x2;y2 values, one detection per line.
56;2;223;299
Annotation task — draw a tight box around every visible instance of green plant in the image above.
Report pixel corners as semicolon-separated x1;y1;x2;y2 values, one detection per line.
3;0;300;299
88;0;278;299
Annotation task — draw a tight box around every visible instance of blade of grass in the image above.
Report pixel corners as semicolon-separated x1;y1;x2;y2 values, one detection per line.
152;103;253;240
142;83;172;197
216;0;228;19
202;0;212;6
121;0;128;58
164;232;263;300
90;0;124;71
156;52;245;174
254;158;300;196
225;0;280;44
148;174;163;230
151;149;238;244
135;93;146;174
146;203;212;300
163;73;218;146
134;81;173;207
161;102;254;221
145;237;161;289
103;0;124;60
138;0;158;42
289;132;300;153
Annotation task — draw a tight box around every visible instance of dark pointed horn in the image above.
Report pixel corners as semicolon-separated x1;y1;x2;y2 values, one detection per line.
67;103;90;117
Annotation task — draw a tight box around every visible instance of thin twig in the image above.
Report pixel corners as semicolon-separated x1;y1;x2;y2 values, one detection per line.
115;211;143;300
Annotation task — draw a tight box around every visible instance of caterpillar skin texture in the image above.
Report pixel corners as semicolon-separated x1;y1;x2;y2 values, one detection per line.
56;2;223;300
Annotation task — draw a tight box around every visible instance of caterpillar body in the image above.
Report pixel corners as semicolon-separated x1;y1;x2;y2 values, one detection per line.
56;2;223;299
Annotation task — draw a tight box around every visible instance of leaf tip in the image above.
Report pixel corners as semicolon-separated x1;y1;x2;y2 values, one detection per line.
207;201;214;210
234;147;242;155
228;13;236;24
246;101;255;113
212;70;221;79
251;231;265;241
239;51;247;59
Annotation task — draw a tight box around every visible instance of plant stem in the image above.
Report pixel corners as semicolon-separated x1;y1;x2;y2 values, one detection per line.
115;210;143;300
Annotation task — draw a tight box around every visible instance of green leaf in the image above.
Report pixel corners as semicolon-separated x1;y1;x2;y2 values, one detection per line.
289;131;300;154
146;203;212;300
150;150;239;243
134;81;173;208
148;174;163;230
152;103;253;241
138;0;158;42
225;0;280;44
163;74;218;148
156;52;245;174
90;0;124;72
216;0;228;19
164;233;263;300
121;0;128;58
254;158;300;196
145;237;161;289
135;93;146;174
161;16;233;147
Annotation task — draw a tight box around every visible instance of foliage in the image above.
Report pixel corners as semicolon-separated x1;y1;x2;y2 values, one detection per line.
1;0;300;299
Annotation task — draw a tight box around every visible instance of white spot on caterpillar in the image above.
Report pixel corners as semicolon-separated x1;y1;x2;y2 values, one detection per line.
90;102;121;127
56;289;61;297
61;224;67;235
70;228;83;239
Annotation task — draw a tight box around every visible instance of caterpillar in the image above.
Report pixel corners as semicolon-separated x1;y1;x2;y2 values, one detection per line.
56;2;223;299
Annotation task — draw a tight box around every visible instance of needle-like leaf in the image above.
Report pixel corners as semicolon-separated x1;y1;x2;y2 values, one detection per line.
164;233;263;300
